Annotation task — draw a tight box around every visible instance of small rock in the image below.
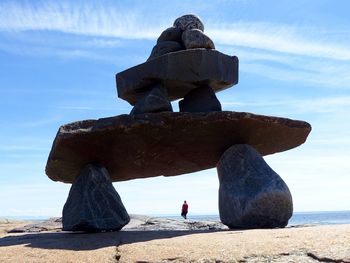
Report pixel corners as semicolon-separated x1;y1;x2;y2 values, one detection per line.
182;29;215;49
147;41;182;61
62;164;130;232
217;144;293;229
157;27;183;44
130;84;173;115
179;86;221;112
173;14;204;31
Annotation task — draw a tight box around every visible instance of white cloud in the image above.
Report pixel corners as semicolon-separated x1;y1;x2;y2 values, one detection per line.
15;115;63;128
0;136;52;152
221;96;350;114
85;38;122;48
0;1;161;39
207;22;350;61
2;1;350;63
1;1;350;90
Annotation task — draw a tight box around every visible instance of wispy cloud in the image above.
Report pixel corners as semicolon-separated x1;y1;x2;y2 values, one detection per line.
222;96;350;114
0;1;161;39
207;22;350;61
85;38;122;48
0;136;51;152
238;59;350;89
1;1;350;89
27;116;63;128
1;2;349;60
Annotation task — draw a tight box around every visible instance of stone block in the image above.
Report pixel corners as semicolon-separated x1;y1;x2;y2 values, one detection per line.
217;144;293;229
62;164;130;232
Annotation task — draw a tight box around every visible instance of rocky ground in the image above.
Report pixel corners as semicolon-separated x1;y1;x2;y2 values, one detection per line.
0;215;349;262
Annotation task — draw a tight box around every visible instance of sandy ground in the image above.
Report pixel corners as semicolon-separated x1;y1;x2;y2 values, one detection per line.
0;219;349;263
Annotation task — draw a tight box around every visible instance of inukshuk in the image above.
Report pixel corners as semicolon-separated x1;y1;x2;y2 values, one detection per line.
45;14;311;232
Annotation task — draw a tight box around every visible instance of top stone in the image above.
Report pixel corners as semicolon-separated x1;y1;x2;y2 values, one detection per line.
173;14;204;31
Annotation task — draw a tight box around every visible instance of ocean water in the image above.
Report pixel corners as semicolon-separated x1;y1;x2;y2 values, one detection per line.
163;211;350;226
288;211;350;226
2;211;350;226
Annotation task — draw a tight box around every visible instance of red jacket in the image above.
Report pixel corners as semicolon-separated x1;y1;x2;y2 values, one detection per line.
182;203;188;213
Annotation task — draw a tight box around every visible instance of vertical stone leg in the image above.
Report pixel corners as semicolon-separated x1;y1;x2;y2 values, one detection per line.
217;144;293;229
62;164;130;232
179;86;222;112
130;83;173;115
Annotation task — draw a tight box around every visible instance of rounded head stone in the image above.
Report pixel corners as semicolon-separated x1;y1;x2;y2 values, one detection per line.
173;14;204;32
157;27;183;44
147;41;183;61
182;29;215;49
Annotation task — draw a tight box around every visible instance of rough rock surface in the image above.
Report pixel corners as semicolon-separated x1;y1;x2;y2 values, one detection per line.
62;164;130;232
157;27;183;44
7;214;227;233
147;41;182;61
116;49;238;105
46;111;311;183
179;86;221;112
182;29;215;49
7;218;62;233
2;223;350;263
124;215;227;231
218;144;293;229
130;84;172;115
173;14;204;32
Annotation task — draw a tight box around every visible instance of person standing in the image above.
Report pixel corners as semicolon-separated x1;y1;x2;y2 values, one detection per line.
181;200;188;219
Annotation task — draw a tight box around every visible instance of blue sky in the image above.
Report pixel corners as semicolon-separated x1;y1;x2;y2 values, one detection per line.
0;0;349;217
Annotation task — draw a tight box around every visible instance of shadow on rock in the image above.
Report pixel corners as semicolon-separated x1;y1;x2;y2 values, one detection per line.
0;229;228;251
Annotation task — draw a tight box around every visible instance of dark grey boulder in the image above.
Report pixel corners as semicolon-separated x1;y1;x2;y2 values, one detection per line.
179;86;221;112
217;144;293;229
182;29;215;49
157;27;183;44
173;14;204;32
147;41;182;61
130;84;173;115
62;164;130;232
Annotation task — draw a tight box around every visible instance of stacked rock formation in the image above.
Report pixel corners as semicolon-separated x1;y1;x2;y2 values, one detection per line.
148;14;214;61
117;14;235;115
45;14;311;232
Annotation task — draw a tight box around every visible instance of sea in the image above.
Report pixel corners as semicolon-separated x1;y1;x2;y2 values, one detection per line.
162;210;350;226
2;211;350;226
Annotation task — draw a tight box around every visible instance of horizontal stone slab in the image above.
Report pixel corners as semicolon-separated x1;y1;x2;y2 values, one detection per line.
116;49;239;105
45;112;311;183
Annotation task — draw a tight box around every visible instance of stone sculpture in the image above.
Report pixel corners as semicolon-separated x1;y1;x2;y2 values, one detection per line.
45;14;311;232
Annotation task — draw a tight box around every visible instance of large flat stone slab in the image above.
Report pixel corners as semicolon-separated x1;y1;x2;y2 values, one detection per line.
45;112;311;183
116;49;239;105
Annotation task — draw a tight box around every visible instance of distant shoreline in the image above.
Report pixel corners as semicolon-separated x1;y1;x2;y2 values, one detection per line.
2;210;350;226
